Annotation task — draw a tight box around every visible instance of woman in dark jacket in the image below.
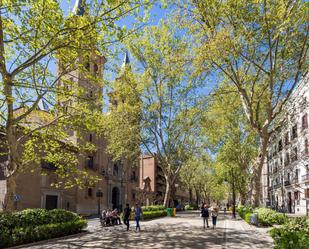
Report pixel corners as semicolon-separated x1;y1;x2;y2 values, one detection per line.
201;204;210;229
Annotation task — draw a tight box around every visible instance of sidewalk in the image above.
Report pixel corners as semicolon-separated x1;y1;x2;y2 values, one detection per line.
15;211;274;249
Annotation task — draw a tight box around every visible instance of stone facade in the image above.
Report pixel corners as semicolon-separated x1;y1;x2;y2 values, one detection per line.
264;76;309;215
0;52;140;215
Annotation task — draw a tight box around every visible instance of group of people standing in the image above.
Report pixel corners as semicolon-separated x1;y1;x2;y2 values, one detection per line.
200;204;219;229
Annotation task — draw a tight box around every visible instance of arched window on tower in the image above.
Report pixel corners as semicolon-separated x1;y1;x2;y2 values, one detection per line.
93;63;98;76
113;163;119;176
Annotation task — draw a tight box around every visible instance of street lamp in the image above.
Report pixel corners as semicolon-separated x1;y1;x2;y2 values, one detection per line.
96;188;103;217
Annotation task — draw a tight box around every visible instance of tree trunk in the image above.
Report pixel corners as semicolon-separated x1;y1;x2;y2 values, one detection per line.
195;188;200;206
163;178;172;207
252;135;269;207
189;188;192;204
2;175;17;211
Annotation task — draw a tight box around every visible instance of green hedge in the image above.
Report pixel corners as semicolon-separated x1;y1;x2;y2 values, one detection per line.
141;205;165;212
254;208;288;226
143;210;167;220
237;206;288;226
269;217;309;249
236;205;253;220
0;209;86;248
244;212;253;224
184;204;198;210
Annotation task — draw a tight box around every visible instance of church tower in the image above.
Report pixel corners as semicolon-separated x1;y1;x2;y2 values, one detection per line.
57;0;106;114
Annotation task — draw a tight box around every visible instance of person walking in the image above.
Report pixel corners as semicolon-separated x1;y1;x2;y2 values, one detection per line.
134;203;143;232
123;203;131;231
211;206;218;229
201;204;210;229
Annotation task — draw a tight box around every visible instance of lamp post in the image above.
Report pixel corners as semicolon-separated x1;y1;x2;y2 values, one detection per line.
96;189;103;217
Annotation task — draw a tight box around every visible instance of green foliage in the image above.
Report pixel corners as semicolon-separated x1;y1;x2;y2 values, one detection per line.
244;212;253;224
181;0;308;206
141;205;165;212
0;209;86;248
236;205;253;219
254;208;288;226
184;204;198;210
142;210;167;220
270;217;309;249
105;20;205;206
237;206;288;226
0;0;152;209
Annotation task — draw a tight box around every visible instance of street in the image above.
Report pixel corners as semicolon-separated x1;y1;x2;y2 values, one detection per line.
16;211;274;249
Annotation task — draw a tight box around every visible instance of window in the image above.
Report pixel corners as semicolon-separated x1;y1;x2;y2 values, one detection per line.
295;169;299;183
305;189;309;199
285;132;289;145
131;171;137;181
292;147;298;162
305;139;309;155
86;156;94;168
113;163;119;176
302;113;308;130
292;125;298;139
88;188;93;197
132;192;136;201
89;91;93;98
89;134;93;142
94;63;98;75
278;140;283;151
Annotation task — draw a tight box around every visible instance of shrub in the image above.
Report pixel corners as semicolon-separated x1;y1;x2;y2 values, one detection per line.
141;205;165;212
184;204;198;210
237;205;253;219
269;217;309;249
0;209;86;248
143;210;167;220
254;208;288;226
244;212;253;224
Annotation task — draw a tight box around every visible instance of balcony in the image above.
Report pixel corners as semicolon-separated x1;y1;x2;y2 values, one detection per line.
302;174;309;182
273;183;282;189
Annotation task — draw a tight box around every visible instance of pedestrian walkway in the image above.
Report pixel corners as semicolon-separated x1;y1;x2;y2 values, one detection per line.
16;212;274;249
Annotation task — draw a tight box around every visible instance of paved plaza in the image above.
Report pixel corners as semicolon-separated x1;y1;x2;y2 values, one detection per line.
17;212;274;249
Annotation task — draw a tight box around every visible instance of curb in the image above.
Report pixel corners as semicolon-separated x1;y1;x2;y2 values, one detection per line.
8;230;89;249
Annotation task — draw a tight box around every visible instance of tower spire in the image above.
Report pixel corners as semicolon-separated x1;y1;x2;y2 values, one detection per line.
72;0;85;16
122;50;130;68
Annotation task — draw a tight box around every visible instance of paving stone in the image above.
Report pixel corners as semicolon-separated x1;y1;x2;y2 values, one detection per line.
17;212;274;249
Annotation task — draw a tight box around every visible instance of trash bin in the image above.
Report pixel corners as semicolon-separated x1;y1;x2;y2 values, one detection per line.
173;208;176;217
166;208;173;217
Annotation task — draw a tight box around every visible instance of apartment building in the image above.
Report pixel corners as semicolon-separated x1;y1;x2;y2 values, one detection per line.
265;76;309;215
139;154;194;207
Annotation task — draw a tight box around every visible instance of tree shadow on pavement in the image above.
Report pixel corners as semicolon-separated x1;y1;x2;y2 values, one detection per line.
25;221;273;249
